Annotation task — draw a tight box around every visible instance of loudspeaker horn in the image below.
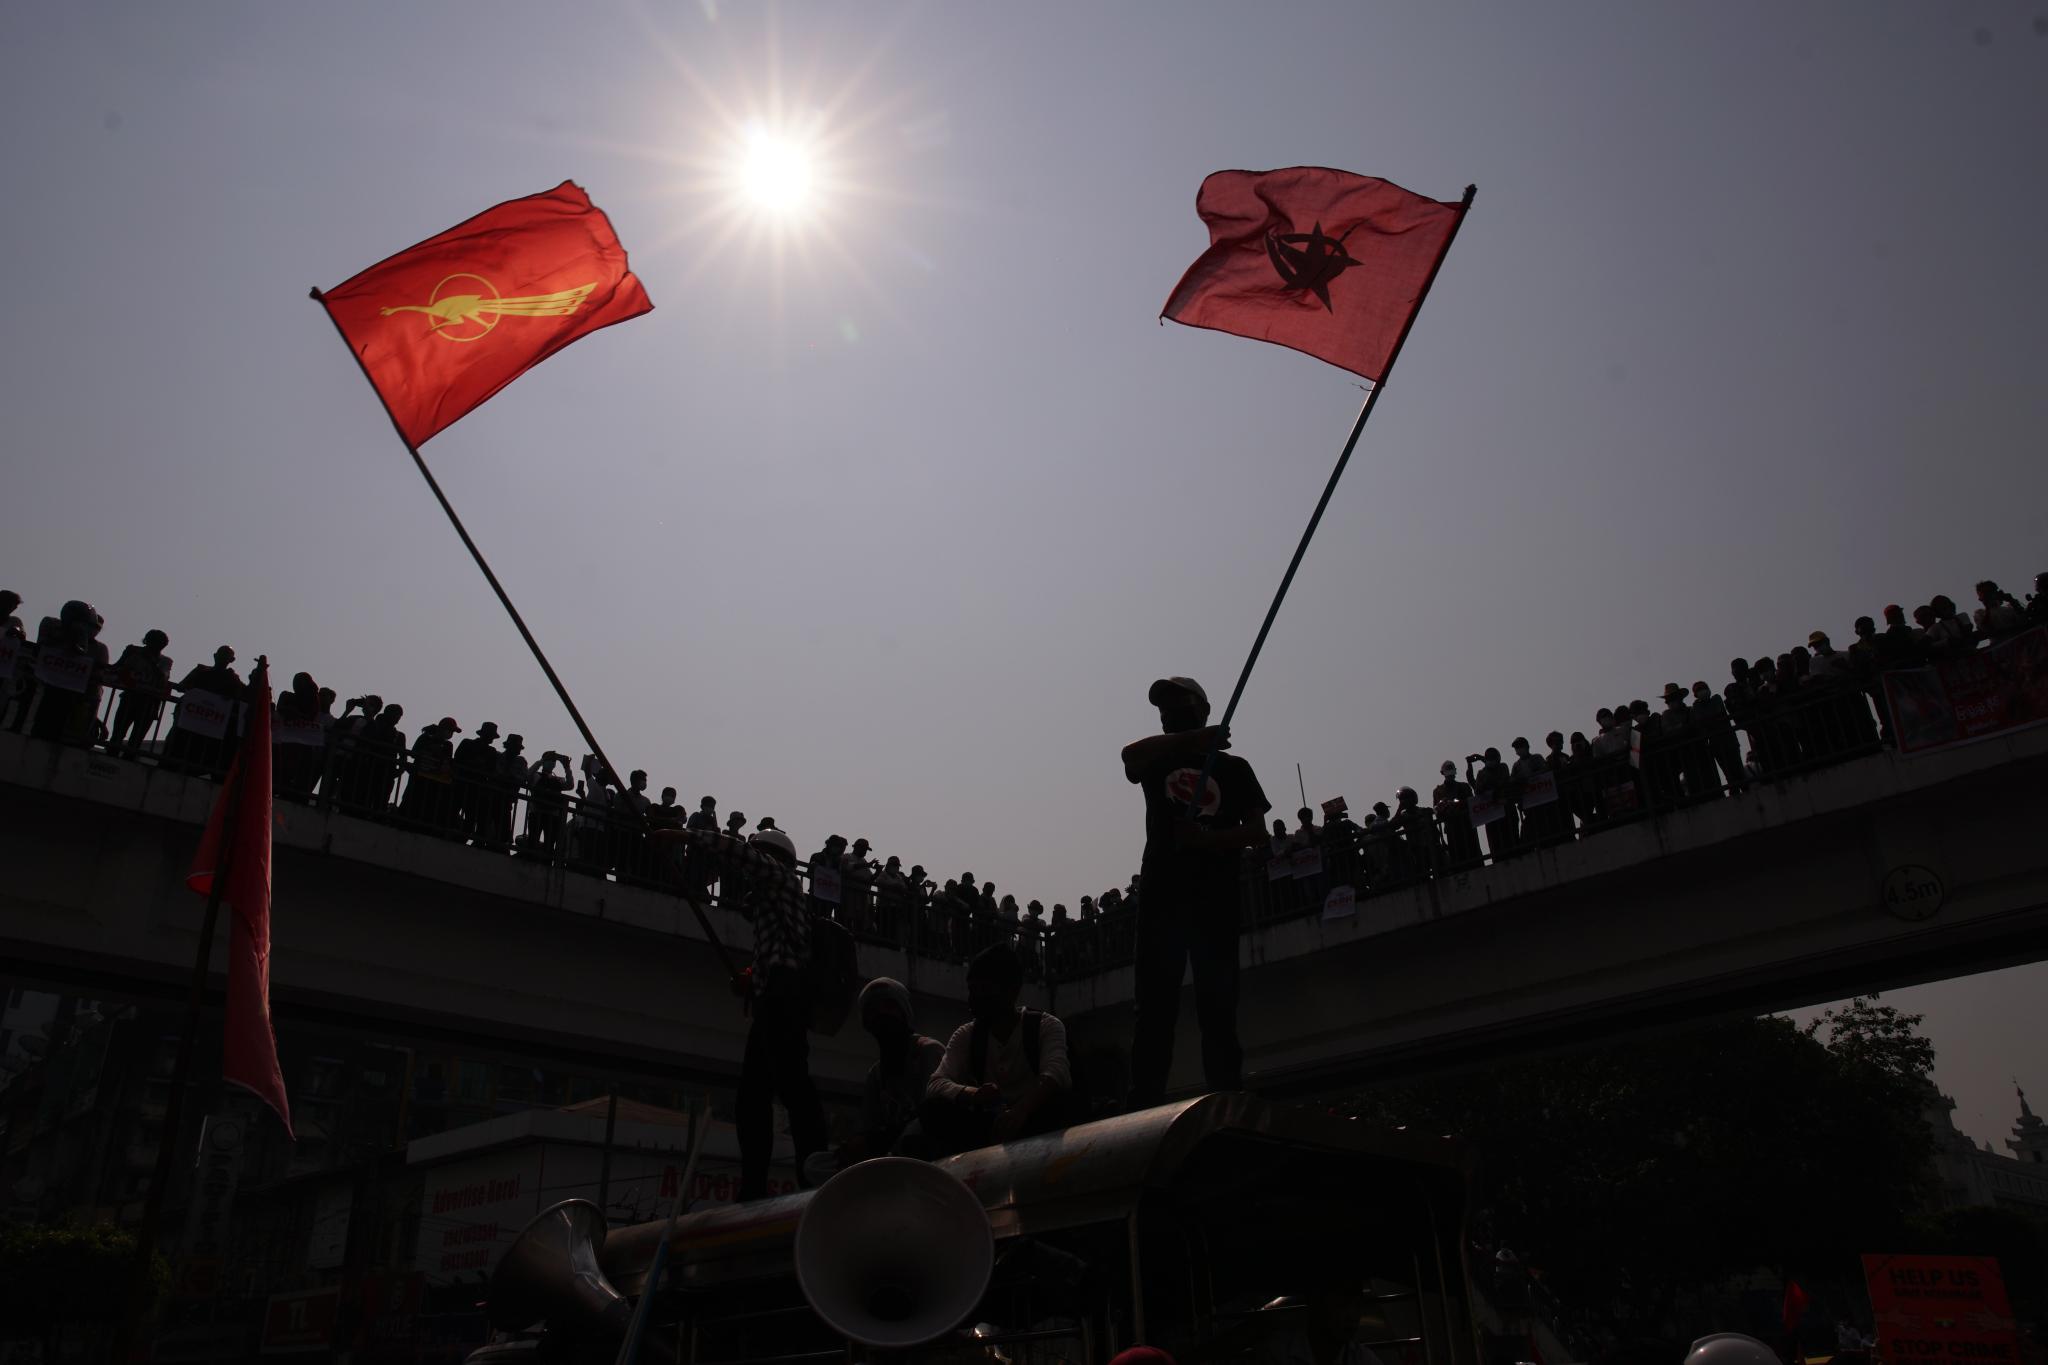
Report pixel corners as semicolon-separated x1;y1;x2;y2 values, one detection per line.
487;1199;636;1339
794;1157;994;1348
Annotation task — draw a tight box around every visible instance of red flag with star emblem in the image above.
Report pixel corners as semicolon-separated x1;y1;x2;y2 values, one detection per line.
1162;167;1466;382
315;180;653;447
187;661;291;1138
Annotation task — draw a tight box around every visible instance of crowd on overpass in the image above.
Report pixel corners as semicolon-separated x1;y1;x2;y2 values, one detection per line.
3;571;2045;982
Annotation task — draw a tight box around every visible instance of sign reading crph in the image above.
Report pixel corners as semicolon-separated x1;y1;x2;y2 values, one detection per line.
1862;1254;2021;1365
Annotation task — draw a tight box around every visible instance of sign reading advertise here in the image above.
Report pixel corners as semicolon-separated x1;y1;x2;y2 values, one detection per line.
415;1148;540;1286
1862;1253;2021;1365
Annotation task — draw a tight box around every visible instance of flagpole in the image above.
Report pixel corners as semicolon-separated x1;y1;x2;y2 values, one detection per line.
1185;185;1475;808
308;290;741;985
114;669;255;1362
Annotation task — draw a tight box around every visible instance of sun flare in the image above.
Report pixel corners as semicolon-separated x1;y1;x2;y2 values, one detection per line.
737;126;818;217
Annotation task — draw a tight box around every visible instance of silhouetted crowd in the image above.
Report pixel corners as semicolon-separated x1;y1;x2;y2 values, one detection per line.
6;571;2044;980
1045;572;2048;964
0;589;1076;970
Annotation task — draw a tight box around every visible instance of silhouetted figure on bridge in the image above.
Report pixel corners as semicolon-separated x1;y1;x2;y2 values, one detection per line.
1433;761;1478;867
1123;676;1270;1108
1650;687;1692;806
273;671;326;798
357;703;409;814
875;855;910;943
1926;595;1974;658
106;629;172;758
164;645;242;775
30;601;109;746
1691;681;1743;794
1878;605;1923;668
1974;579;2025;638
400;716;460;833
0;591;28;732
1468;747;1516;857
522;750;572;856
453;721;500;840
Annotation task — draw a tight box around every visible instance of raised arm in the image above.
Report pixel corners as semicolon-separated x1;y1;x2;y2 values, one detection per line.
1121;725;1230;783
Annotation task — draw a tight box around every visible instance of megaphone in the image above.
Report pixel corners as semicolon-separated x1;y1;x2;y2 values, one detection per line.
487;1200;635;1339
795;1157;994;1348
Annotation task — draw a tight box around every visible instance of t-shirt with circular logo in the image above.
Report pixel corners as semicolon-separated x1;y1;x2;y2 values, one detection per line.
1138;749;1270;900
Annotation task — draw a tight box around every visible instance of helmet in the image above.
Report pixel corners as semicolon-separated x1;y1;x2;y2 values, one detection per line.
750;828;797;865
1687;1334;1781;1365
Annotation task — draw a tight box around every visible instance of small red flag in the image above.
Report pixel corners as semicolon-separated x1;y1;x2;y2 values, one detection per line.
1782;1278;1810;1337
1162;167;1466;382
316;181;653;447
188;662;291;1138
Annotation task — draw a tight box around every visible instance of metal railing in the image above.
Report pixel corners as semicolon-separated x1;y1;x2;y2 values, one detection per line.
1058;680;1898;981
0;637;2012;986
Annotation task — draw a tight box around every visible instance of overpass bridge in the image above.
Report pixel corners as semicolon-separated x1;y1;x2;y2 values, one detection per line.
1052;722;2048;1093
5;723;2047;1102
0;731;972;1096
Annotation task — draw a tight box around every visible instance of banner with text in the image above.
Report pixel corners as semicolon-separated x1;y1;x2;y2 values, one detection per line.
1884;628;2048;755
174;689;233;739
33;649;94;693
1861;1253;2020;1365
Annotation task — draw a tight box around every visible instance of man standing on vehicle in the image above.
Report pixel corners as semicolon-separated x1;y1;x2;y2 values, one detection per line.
1122;677;1270;1108
653;822;828;1200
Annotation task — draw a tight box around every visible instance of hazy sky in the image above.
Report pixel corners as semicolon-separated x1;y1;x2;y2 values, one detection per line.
3;3;2043;1145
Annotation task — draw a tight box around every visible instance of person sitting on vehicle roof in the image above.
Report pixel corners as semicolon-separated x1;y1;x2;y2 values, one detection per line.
923;943;1079;1154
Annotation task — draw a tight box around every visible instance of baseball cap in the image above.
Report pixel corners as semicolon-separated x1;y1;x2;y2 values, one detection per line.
1148;676;1209;707
438;716;463;731
1807;631;1829;646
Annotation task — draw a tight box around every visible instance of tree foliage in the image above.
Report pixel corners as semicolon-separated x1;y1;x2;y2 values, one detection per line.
1337;1006;1940;1335
0;1221;168;1337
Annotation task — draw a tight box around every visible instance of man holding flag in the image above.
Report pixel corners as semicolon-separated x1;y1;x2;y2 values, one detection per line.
1129;167;1473;1103
1122;677;1270;1107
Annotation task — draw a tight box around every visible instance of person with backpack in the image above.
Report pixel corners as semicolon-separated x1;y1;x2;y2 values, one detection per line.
654;823;830;1200
923;943;1079;1155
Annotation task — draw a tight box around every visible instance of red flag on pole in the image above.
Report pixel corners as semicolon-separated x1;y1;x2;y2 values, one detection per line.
1161;167;1467;382
188;662;291;1138
315;180;653;447
1777;1285;1810;1358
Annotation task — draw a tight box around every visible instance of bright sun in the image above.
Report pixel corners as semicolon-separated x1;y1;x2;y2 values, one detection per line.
736;125;819;219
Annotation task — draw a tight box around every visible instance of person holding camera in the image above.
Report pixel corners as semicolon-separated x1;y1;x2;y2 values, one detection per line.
523;750;574;856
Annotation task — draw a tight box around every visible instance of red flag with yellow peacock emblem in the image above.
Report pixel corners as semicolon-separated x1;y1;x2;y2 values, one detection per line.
315;181;653;447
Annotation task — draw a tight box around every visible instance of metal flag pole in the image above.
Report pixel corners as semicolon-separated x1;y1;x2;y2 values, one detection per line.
113;665;259;1361
614;1095;708;1365
309;289;740;983
1185;184;1476;808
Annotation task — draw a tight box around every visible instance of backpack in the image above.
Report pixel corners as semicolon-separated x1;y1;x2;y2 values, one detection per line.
803;914;860;1035
968;1009;1044;1084
967;1011;1103;1120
